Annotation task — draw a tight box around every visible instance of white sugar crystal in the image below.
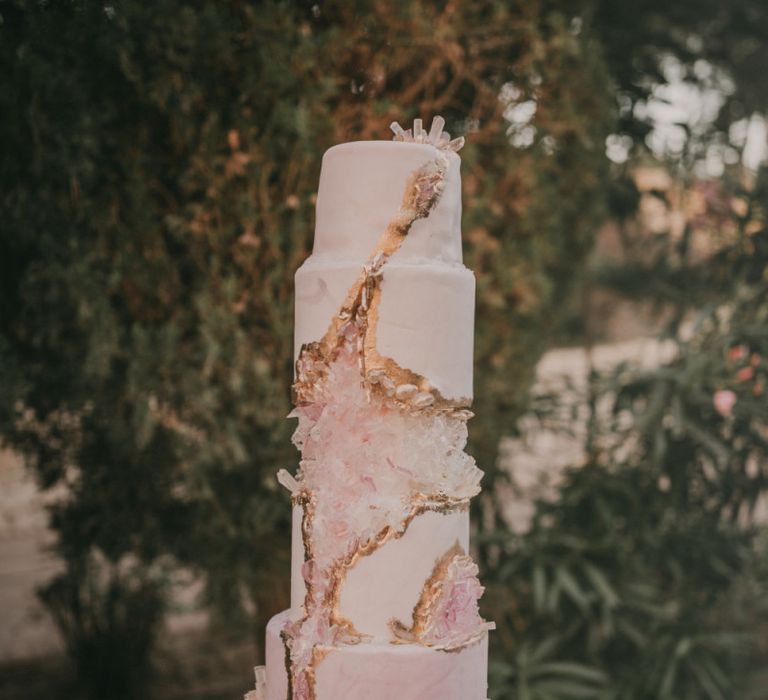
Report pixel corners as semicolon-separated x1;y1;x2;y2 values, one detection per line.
390;121;406;141
366;368;386;383
277;469;299;493
380;375;396;396
428;115;445;144
389;117;464;152
395;383;418;400
254;666;267;689
411;391;435;408
413;118;424;141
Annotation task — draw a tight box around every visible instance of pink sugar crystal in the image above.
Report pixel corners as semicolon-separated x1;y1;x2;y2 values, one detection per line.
422;555;494;649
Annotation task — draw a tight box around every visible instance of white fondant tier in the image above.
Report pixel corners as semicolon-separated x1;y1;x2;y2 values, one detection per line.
295;140;475;402
314;141;462;263
265;610;489;700
289;506;469;639
294;259;474;401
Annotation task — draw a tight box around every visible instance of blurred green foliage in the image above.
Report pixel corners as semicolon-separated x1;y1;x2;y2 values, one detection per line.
1;0;767;698
488;292;768;697
483;71;768;700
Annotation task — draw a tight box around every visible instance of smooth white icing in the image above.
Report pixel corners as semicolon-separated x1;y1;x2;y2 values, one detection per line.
313;141;463;263
289;503;304;620
375;263;474;400
265;610;489;700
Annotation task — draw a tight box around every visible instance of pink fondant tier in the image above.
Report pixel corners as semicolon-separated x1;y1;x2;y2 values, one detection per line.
265;611;489;700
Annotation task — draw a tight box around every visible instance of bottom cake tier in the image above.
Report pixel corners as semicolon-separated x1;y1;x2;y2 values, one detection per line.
263;610;489;700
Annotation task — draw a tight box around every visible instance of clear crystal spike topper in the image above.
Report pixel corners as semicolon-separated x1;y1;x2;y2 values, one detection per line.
390;115;465;153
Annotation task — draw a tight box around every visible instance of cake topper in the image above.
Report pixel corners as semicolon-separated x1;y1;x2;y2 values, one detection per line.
390;115;465;153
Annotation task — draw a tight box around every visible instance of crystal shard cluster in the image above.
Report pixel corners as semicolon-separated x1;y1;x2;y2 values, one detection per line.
390;115;466;153
249;117;492;700
289;341;482;571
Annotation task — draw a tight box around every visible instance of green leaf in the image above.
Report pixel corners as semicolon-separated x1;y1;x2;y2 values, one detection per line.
529;636;561;665
556;567;590;612
582;562;619;609
530;680;606;699
687;657;727;700
531;662;609;685
533;563;547;612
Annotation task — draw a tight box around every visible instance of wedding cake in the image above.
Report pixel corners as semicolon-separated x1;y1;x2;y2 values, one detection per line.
246;117;493;700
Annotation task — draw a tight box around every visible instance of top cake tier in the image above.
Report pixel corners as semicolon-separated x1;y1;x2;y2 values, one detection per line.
313;141;463;263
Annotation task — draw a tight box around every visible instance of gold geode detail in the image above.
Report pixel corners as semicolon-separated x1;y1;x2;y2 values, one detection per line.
390;542;493;653
390;541;464;642
284;494;469;699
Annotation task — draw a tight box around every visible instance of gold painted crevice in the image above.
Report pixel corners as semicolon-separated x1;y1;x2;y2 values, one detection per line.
279;627;293;700
284;493;470;699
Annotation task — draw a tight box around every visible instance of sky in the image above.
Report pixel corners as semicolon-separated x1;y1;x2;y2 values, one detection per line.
503;56;768;177
620;57;767;175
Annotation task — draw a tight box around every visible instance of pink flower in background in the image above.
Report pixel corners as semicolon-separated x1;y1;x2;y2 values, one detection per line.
736;366;755;382
728;345;748;362
713;389;737;417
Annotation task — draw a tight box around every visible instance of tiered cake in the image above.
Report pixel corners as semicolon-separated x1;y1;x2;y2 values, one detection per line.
247;117;493;700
